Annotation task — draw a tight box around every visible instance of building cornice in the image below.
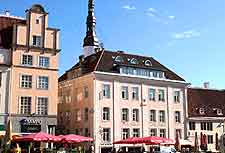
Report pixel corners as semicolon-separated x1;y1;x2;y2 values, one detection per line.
13;65;58;71
93;71;190;86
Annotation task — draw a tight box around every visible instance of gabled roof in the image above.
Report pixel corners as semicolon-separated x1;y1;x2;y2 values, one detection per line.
59;50;185;82
188;88;225;117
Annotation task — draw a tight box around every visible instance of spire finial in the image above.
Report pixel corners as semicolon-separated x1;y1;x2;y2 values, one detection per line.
83;0;99;48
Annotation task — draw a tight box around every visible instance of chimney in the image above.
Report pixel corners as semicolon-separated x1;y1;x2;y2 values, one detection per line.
79;55;85;64
5;10;10;16
203;82;210;89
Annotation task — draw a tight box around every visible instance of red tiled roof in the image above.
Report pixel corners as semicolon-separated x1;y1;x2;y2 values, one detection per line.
188;88;225;117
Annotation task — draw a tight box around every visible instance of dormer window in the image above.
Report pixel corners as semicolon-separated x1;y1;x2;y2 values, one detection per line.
115;56;124;62
216;109;223;115
145;60;152;66
199;108;205;115
130;58;138;65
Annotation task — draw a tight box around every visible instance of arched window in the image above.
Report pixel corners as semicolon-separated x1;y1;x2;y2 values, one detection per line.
130;58;138;64
145;60;152;66
115;56;124;62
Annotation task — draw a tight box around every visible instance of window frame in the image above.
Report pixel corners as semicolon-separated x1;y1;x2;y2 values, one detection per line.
103;107;110;121
150;110;156;122
37;76;49;90
159;110;165;123
39;56;50;68
20;96;32;115
22;54;33;66
20;74;32;89
158;89;165;101
122;108;129;122
36;97;48;115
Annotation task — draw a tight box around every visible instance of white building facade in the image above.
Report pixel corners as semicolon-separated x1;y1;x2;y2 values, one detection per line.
0;49;11;132
93;72;189;152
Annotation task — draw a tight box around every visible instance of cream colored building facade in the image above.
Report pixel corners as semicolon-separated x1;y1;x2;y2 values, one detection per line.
58;51;189;153
0;49;11;131
0;4;60;134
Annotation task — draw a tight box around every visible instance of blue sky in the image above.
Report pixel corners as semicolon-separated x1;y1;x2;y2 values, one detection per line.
1;0;225;88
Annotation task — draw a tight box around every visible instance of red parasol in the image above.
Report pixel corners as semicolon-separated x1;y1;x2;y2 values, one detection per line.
113;137;140;144
114;136;173;145
60;134;93;143
14;132;61;142
141;136;165;144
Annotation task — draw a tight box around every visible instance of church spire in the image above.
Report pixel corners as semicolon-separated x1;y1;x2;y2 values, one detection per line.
83;0;99;54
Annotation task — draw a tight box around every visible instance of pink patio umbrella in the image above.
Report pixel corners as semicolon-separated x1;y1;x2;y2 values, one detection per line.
113;137;141;144
14;132;61;142
60;134;93;143
141;136;165;145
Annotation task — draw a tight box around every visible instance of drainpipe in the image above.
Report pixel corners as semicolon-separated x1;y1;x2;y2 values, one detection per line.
112;80;115;151
166;86;170;138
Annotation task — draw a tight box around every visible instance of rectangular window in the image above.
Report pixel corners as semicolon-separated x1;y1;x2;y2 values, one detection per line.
201;122;207;130
37;97;48;115
175;111;181;123
189;122;196;130
174;91;180;103
103;84;110;98
22;55;33;66
200;122;212;131
133;128;140;137
122;128;130;140
150;110;156;122
121;86;128;100
160;129;166;138
132;87;139;100
84;86;89;98
102;128;110;142
32;35;42;47
20;96;31;114
132;109;139;122
122;108;129;121
39;56;49;67
207;122;213;131
208;135;213;144
20;75;32;88
150;129;157;136
159;110;165;122
158;89;165;101
84;108;89;121
149;88;155;101
38;76;49;90
103;107;110;121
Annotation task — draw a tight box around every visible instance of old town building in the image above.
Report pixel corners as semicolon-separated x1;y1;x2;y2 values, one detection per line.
58;0;189;152
0;4;60;134
187;85;225;152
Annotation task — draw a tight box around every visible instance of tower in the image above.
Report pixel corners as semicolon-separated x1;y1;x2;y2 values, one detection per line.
83;0;100;57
